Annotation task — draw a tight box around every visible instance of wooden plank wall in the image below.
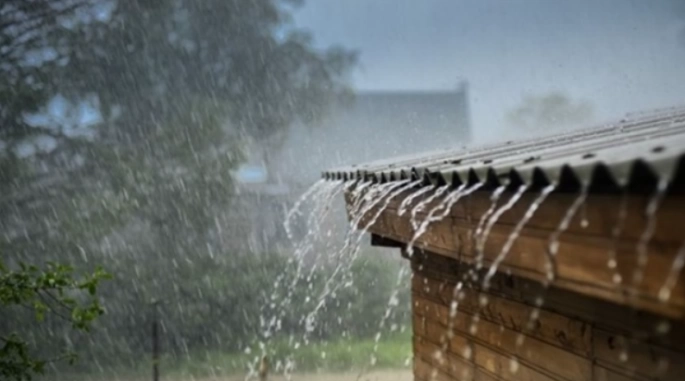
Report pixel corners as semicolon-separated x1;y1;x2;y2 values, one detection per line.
353;190;685;319
410;251;685;381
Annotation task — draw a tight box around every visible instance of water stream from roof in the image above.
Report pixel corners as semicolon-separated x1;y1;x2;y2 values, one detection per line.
309;171;680;380
279;180;347;303
545;187;589;283
607;192;629;287
410;185;450;231
471;185;507;280
263;181;344;335
284;179;326;241
361;180;422;233
398;185;435;216
621;178;670;366
255;179;345;380
466;185;528;351
514;186;588;350
296;180;413;366
405;183;485;258
632;178;669;295
482;184;555;290
475;184;528;271
659;241;685;303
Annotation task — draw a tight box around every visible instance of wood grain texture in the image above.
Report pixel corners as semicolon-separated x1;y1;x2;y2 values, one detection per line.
409;252;685;381
350;188;685;318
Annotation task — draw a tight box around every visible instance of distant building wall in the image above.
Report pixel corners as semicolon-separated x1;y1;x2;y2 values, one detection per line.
235;85;472;250
272;85;472;185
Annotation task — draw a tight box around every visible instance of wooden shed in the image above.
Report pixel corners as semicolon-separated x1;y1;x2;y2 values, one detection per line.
323;107;685;381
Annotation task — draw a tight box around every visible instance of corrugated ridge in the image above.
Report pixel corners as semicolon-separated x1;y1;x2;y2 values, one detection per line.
322;106;685;192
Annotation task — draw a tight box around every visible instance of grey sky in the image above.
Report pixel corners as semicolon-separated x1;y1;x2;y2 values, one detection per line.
294;0;685;142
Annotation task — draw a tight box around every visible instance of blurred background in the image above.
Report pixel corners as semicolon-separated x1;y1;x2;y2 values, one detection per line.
1;1;684;380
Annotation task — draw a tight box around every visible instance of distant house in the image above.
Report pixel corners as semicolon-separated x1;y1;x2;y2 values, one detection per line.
272;82;472;186
234;84;472;250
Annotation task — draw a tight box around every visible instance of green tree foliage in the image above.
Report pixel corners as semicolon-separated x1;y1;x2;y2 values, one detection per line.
506;92;594;132
0;260;110;380
55;0;356;146
1;0;361;377
0;0;102;147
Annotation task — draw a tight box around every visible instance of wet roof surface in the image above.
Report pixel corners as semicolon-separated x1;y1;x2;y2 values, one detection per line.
322;106;685;193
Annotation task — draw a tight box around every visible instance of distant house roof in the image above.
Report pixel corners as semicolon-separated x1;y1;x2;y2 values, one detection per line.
323;106;685;193
274;85;472;183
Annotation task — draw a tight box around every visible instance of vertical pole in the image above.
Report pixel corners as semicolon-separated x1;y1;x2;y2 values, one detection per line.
152;300;159;381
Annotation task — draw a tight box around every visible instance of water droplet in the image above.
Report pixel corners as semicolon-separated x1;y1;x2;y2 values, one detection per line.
483;185;550;289
530;309;540;321
509;357;520;373
656;320;671;335
516;333;525;347
658;287;671;302
658;241;685;303
534;296;544;307
619;351;629;362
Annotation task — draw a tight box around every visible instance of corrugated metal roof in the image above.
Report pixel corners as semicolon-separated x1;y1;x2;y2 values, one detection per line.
322;106;685;192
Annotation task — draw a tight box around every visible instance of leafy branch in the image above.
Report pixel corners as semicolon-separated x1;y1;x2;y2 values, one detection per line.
0;260;111;380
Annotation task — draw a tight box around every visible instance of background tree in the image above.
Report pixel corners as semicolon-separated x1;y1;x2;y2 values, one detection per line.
506;92;594;132
0;261;109;381
0;0;376;378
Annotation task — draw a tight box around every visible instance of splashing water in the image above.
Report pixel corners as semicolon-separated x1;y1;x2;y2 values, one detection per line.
319;180;410;285
261;180;345;341
476;185;528;271
295;180;412;360
352;181;410;234
360;180;422;233
255;179;350;381
407;183;466;254
398;185;435;216
406;183;484;257
658;241;685;303
322;180;405;274
410;185;450;230
360;265;411;380
482;184;555;290
346;180;374;215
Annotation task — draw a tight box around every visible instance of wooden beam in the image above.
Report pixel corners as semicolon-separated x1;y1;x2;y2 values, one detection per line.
410;254;685;381
370;233;404;248
348;189;685;319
